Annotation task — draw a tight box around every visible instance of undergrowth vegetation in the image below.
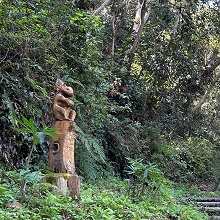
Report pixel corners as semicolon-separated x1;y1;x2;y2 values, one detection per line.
0;164;211;220
0;0;220;219
0;0;219;182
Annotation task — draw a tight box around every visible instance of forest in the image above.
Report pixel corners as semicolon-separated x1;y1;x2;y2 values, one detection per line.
0;0;219;219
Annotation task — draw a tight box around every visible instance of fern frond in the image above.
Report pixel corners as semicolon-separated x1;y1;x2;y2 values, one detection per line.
26;76;49;98
76;125;106;163
77;147;98;179
75;125;106;178
2;91;17;126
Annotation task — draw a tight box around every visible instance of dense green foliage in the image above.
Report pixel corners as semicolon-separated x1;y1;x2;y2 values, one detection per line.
0;164;212;219
0;0;219;218
0;0;111;174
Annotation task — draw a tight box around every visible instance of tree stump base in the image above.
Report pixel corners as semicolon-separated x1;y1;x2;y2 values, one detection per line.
43;173;80;199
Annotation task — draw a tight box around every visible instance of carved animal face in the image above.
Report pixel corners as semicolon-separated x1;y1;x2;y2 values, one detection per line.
56;79;73;97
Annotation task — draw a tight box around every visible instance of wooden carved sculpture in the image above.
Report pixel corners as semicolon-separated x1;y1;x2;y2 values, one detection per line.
53;79;76;121
48;79;79;198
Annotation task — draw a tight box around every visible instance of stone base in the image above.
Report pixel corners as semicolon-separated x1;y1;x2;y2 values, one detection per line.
43;173;80;199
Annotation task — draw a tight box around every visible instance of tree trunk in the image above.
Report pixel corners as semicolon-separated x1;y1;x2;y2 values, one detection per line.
93;0;112;15
111;1;130;59
43;173;80;199
127;0;151;71
192;70;220;113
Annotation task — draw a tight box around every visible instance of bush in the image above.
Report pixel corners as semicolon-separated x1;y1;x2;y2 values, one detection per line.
152;137;218;183
0;167;209;220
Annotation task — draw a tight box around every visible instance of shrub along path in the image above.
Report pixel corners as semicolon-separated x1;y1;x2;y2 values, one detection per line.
194;197;220;220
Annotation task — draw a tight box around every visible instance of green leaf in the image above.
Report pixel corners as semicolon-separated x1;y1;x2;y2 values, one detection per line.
26;171;43;183
15;116;38;135
20;169;30;176
0;186;7;194
40;126;57;138
33;134;39;144
62;75;85;88
37;132;45;144
143;169;148;178
2;91;17;126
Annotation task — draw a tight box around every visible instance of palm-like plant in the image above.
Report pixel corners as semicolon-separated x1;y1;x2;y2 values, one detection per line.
15;116;56;192
15;116;56;167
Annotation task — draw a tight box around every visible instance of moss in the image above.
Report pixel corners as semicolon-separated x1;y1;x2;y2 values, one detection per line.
43;173;73;184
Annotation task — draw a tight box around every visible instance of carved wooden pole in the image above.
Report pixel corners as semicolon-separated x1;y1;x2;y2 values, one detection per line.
48;121;76;174
46;79;80;199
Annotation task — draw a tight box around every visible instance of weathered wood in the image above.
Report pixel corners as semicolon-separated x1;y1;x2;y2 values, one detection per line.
7;202;22;208
67;174;80;199
203;207;220;213
210;216;220;220
195;198;220;202
56;176;68;195
43;173;80;199
48;121;76;174
198;202;220;207
43;173;69;195
47;79;80;199
52;79;76;121
189;197;220;219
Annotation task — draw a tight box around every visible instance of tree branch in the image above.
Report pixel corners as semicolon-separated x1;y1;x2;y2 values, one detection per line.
127;0;151;71
192;69;220;113
202;57;220;77
111;0;130;58
0;49;9;64
93;0;112;15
